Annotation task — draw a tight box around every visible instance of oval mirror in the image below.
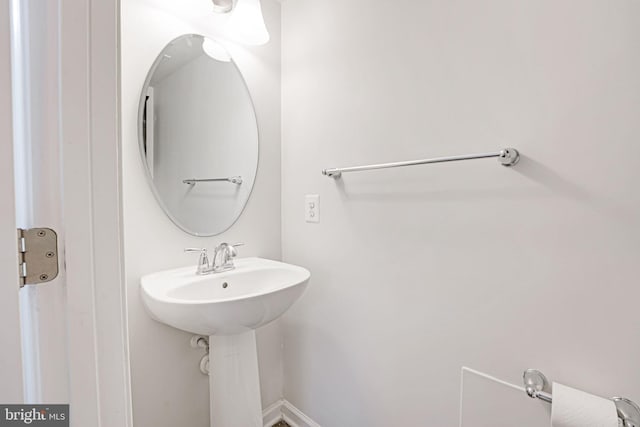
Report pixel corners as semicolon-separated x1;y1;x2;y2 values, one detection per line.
138;34;258;236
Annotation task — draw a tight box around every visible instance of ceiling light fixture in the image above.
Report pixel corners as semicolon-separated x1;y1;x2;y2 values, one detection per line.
211;0;270;46
211;0;235;14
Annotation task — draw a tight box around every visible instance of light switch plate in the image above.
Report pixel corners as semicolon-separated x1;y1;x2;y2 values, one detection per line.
305;194;319;223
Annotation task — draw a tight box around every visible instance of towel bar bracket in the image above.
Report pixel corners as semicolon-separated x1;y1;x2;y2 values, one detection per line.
497;148;520;167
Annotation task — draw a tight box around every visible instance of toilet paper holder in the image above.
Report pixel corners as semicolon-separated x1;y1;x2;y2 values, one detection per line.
523;369;640;427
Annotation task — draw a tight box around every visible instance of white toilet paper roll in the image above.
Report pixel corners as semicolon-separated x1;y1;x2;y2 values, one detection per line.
551;382;619;427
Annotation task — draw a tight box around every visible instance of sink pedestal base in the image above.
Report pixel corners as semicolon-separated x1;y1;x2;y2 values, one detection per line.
209;330;263;427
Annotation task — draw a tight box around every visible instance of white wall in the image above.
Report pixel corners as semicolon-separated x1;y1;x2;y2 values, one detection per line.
121;1;282;426
281;1;640;426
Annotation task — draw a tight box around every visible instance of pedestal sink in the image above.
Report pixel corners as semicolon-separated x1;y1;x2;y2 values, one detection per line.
140;257;310;427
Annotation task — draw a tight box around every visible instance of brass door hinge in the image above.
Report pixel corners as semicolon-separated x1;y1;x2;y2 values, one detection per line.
17;228;59;287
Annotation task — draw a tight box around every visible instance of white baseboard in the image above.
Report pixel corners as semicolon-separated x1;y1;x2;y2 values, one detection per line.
281;400;321;427
263;399;321;427
263;399;285;427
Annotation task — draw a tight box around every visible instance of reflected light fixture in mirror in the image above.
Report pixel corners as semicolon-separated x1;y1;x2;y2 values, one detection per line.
202;38;231;62
211;0;270;46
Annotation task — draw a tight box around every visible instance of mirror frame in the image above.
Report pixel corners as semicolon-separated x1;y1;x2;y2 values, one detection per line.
137;34;260;237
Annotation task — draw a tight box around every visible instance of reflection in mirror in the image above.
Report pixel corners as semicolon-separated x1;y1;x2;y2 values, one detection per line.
138;34;258;236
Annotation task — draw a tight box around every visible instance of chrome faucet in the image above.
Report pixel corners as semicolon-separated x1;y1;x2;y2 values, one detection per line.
184;243;243;275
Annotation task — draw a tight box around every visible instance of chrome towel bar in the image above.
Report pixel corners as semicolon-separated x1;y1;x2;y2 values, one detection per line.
322;148;519;178
523;369;640;427
183;176;243;185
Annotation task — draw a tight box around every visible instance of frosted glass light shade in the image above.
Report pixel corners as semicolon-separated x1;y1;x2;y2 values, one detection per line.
211;0;234;13
225;0;270;46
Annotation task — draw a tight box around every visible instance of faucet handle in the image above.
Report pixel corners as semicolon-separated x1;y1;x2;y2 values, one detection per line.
184;248;210;274
228;243;243;257
184;247;208;256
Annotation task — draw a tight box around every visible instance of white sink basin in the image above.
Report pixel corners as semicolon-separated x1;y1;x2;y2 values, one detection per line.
140;257;310;335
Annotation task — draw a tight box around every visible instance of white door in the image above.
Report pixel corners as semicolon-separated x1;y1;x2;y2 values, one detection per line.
11;0;69;404
0;0;25;403
1;0;131;423
2;0;69;405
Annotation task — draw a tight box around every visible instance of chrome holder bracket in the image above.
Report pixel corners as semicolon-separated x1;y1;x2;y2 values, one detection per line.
523;369;552;402
613;398;640;427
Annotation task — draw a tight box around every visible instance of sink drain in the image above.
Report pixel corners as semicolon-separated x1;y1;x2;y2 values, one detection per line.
222;282;228;289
